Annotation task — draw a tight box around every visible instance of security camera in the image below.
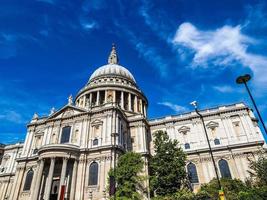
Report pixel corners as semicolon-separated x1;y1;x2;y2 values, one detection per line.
190;101;198;108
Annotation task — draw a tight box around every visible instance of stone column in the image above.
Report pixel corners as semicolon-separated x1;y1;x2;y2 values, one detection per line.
140;100;143;114
128;93;132;111
144;104;147;117
11;167;25;200
83;96;86;108
44;157;55;200
113;90;116;104
32;159;45;200
121;91;124;109
134;96;138;112
58;158;68;200
89;93;92;107
96;91;100;106
9;167;22;200
70;160;78;200
104;90;107;103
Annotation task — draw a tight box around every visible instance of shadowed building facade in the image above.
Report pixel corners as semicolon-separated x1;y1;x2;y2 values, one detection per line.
0;46;266;200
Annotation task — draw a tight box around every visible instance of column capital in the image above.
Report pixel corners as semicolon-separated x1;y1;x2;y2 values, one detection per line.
37;158;44;163
62;157;69;161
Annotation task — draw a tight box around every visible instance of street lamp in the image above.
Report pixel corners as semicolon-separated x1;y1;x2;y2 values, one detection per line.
190;101;222;190
236;74;267;135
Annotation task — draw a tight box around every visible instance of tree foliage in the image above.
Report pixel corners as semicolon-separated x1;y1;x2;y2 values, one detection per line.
199;178;248;200
248;154;267;186
109;152;145;200
150;130;187;196
151;189;210;200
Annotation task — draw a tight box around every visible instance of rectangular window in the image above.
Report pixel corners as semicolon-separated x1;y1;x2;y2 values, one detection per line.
60;126;71;143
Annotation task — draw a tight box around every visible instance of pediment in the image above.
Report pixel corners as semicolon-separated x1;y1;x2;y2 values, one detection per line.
206;121;219;129
34;129;44;136
47;105;87;120
91;119;103;126
178;126;190;134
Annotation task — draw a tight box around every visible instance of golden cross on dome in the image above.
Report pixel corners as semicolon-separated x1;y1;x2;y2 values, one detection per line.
108;43;119;64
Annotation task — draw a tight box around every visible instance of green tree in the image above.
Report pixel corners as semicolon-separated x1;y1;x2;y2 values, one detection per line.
109;152;145;200
199;178;249;200
150;130;187;196
238;187;267;200
248;154;267;186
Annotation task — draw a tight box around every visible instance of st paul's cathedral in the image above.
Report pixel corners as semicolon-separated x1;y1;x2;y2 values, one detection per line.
0;45;266;200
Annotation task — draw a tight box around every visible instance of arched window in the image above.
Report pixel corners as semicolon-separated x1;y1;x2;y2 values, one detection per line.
23;169;34;190
89;162;98;185
187;162;199;183
214;138;220;145
185;143;190;149
60;126;71;143
219;159;231;178
93;138;98;146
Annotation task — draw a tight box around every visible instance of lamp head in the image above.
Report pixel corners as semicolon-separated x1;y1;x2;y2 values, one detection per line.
236;74;251;84
190;101;198;109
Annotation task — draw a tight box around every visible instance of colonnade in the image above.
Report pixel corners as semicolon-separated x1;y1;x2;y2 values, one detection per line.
77;90;147;116
32;157;78;200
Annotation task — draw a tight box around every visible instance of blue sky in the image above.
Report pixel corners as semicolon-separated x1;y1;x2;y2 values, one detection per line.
1;0;267;144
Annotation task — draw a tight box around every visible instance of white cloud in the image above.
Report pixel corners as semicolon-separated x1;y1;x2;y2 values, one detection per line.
244;2;267;30
158;102;187;113
135;42;168;77
80;20;97;31
113;21;168;77
0;110;24;124
139;0;171;40
213;85;235;93
172;22;267;88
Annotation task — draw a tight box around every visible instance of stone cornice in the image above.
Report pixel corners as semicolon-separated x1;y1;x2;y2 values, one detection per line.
38;143;80;154
76;82;147;103
185;141;264;155
80;144;125;154
3;143;23;150
128;116;150;127
27;104;128;127
149;103;249;127
188;150;263;163
0;172;15;178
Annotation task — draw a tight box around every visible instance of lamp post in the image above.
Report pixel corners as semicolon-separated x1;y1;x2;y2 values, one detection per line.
190;101;222;190
236;74;267;135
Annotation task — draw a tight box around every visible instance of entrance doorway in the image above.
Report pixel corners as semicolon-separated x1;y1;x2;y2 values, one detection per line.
50;179;60;200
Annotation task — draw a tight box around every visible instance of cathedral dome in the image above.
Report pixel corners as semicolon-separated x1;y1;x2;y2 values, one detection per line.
88;44;136;83
75;44;148;115
89;63;136;83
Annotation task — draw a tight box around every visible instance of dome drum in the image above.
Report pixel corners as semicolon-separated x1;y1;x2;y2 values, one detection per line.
75;88;147;116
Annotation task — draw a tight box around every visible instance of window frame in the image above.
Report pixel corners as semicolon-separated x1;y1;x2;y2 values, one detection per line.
214;138;220;145
23;169;34;191
88;162;99;186
184;143;190;149
218;159;232;179
60;126;71;144
93;138;99;146
187;162;199;184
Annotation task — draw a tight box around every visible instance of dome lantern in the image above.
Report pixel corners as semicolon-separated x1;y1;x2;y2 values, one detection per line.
108;43;118;64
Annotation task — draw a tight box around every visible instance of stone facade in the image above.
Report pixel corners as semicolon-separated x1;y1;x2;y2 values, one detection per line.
0;143;23;200
0;46;266;200
149;103;266;191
